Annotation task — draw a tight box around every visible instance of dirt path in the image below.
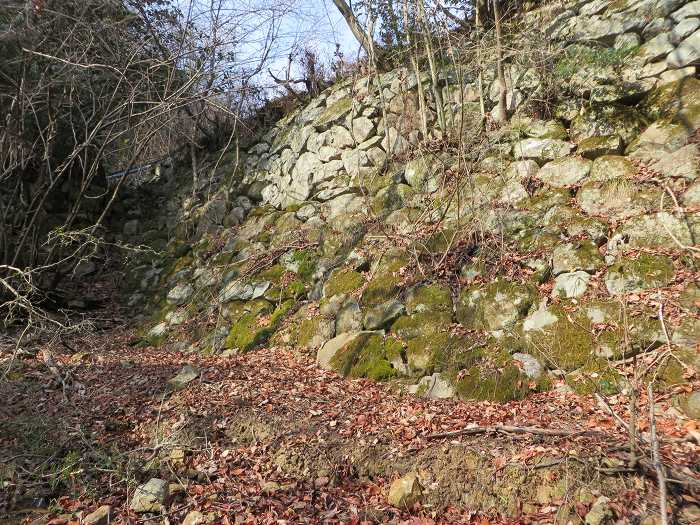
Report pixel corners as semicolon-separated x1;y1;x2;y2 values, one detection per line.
2;323;699;524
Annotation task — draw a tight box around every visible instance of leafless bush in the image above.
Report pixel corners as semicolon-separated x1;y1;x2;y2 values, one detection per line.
0;0;289;341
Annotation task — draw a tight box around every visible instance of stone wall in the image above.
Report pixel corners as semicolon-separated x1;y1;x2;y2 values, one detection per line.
236;0;700;212
124;0;700;416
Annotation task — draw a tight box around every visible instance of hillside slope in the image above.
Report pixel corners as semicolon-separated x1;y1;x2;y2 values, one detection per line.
6;0;700;522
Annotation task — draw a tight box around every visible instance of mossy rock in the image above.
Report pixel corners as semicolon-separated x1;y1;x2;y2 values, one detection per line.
515;230;562;252
456;278;536;332
649;349;699;387
298;317;335;349
265;279;307;302
569;103;647;145
577;135;623;159
449;346;533;403
604;253;674;295
280;249;318;282
350;336;403;380
257;264;285;282
525;187;572;216
589;155;636;182
566;358;622;395
224;300;293;352
641;77;700;121
163;254;194;283
361;250;409;307
222;298;272;322
329;333;402;380
314;97;353;128
522;305;594;371
584;300;665;360
371;183;414;214
323;269;365;298
418;229;459;255
618;212;693;248
552;240;604;276
392;310;452;340
406;283;453;314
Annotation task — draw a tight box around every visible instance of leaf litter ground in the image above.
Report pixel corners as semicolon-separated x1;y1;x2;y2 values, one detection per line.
1;318;699;524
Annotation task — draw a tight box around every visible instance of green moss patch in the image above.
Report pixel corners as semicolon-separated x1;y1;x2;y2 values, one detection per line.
323;269;364;298
361;250;409;307
456;278;536;332
566;358;622;395
329;333;402;380
224;300;293;352
523;305;594;371
450;346;533;403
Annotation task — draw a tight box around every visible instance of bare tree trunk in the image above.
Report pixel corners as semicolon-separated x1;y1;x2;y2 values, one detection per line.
331;0;378;57
475;1;486;118
492;0;508;123
403;0;428;137
417;0;446;132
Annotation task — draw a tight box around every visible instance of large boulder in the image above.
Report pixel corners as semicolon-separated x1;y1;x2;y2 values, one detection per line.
536;156;592;187
513;138;574;162
619;212;693;248
667;29;700;68
456;279;536;332
570;104;646;145
130;478;169;513
552;240;604;276
387;472;423;508
576;181;661;220
649;144;700;180
605;253;675;295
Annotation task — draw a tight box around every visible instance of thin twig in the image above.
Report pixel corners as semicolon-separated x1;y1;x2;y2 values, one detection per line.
648;383;669;525
426;424;600;440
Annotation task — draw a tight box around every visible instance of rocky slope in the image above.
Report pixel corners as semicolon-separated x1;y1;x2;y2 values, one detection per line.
119;0;700;418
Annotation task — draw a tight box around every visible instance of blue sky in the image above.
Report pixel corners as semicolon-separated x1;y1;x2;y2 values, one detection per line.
179;0;361;90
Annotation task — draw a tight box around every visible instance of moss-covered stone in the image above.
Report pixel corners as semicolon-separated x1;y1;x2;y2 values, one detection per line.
576;180;662;220
589;155;636;182
323;269;364;298
619;212;693;248
525;187;572;216
577;135;623;159
391;311;452;339
287;250;318;281
350;336;403;380
450;346;533;403
566;358;622;395
361;250;409;307
605;253;674;295
552;240;604;276
224;299;293;352
406;283;452;314
569;103;647;145
583;301;665;360
641;77;700;121
298;317;335;349
372;183;415;212
522;305;594;371
314;97;352;128
456;279;536;332
329;332;402;380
